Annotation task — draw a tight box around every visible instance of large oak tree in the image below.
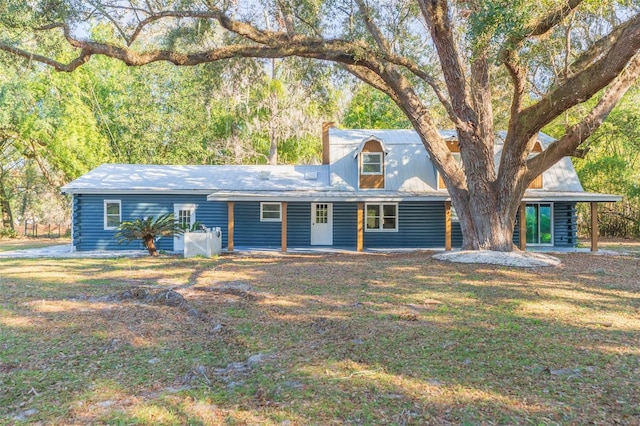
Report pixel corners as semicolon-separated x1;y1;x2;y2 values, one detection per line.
2;0;639;251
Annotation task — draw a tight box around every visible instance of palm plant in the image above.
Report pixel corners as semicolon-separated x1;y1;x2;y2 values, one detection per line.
115;213;184;256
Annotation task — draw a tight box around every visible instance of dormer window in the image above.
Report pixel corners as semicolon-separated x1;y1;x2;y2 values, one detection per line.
354;136;388;190
361;152;383;175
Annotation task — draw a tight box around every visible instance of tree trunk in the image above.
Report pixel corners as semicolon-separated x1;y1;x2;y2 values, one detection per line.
0;176;14;230
143;235;158;256
268;133;278;165
453;190;521;251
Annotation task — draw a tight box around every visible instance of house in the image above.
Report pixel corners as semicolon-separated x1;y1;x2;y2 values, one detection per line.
61;124;621;253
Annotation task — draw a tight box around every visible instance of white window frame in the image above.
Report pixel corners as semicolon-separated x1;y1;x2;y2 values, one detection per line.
365;203;399;232
361;152;383;175
525;203;554;246
260;202;282;222
104;200;121;230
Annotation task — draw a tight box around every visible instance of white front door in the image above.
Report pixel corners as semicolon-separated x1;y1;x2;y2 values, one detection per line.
311;203;333;245
174;203;196;252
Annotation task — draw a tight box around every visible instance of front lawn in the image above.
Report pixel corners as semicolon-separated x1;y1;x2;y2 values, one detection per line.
1;250;638;424
0;238;71;253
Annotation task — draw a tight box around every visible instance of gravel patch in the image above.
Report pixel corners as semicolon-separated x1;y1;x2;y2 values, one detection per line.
433;250;561;268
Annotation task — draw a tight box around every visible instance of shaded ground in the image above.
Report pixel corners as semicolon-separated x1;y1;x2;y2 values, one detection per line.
0;245;639;425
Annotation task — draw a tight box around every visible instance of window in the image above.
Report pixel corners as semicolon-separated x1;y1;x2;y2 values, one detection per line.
260;202;282;222
315;203;329;224
526;203;553;245
177;208;193;230
361;152;383;175
365;203;398;232
104;200;121;230
451;206;459;222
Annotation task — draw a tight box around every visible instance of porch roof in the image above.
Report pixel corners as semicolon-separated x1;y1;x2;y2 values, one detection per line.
206;190;450;202
206;190;621;203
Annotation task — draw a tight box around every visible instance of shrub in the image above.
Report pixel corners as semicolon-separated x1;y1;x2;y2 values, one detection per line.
0;228;18;239
115;214;184;256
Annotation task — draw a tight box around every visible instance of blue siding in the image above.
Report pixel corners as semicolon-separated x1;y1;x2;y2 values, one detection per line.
553;202;578;247
73;194;223;251
287;203;311;247
333;203;357;248
73;196;576;252
364;202;455;249
233;202;282;248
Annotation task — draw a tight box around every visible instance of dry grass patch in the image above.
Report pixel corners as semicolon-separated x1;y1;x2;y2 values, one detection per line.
1;248;639;425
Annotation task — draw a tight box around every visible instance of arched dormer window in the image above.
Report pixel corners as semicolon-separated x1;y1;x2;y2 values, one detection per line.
353;136;388;189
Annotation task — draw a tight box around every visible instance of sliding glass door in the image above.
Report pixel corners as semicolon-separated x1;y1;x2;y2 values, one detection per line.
526;203;553;245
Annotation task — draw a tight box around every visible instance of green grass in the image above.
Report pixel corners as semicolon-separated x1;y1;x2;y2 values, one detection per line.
1;250;639;425
0;237;70;252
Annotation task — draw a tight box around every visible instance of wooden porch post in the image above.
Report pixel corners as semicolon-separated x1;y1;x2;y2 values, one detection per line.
519;202;527;251
227;201;234;252
357;202;364;252
444;201;452;251
591;202;599;252
281;202;287;252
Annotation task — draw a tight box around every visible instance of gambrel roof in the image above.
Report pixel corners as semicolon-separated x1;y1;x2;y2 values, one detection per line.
62;128;621;203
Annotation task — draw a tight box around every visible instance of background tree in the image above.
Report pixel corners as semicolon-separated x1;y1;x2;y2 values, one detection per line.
547;83;640;237
0;32;340;229
2;0;640;250
343;84;412;129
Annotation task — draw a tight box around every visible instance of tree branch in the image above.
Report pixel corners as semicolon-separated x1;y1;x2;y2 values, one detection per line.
498;0;583;63
526;52;640;180
417;0;472;128
569;17;635;75
353;0;392;53
518;13;640;138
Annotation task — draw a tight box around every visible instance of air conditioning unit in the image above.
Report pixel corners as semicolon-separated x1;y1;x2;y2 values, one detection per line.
184;227;222;257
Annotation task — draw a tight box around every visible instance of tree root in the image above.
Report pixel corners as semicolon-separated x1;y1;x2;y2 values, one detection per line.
97;288;199;317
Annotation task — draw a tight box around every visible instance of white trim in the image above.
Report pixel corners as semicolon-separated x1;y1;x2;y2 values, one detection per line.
174;203;197;252
174;203;197;228
352;136;390;158
365;202;399;232
209;192;448;202
260;202;282;222
70;195;75;251
62;189;217;195
103;200;121;230
525;202;554;246
311;203;333;245
361;152;383;175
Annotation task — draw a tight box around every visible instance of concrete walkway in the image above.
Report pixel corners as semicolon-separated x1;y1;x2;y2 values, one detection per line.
0;244;147;259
